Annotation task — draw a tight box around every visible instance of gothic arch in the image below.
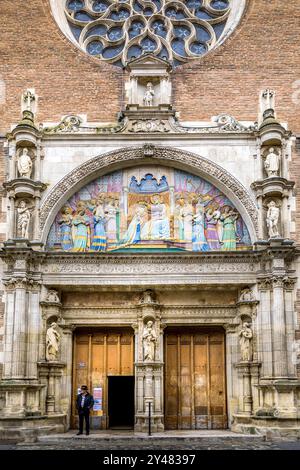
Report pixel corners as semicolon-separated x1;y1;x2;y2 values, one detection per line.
39;145;258;244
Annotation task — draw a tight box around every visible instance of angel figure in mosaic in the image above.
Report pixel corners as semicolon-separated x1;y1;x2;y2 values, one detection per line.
220;206;239;250
72;208;91;252
178;194;194;243
205;206;221;250
58;206;73;251
104;195;118;244
90;197;107;251
192;196;209;251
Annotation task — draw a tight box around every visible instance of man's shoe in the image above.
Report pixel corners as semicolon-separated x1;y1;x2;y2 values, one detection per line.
86;432;89;436
76;432;83;435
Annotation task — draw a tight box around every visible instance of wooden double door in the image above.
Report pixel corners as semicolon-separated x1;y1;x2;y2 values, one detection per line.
164;328;227;429
72;328;134;429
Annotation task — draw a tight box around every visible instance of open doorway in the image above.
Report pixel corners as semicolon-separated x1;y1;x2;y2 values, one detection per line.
108;376;135;429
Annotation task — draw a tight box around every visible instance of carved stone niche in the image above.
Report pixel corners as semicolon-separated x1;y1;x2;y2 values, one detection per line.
15;197;34;240
40;289;62;328
16;145;35;179
236;287;258;322
125;54;172;110
263;198;283;241
262;146;281;179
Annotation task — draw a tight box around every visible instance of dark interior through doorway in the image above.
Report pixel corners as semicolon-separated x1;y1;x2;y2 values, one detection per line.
108;376;135;429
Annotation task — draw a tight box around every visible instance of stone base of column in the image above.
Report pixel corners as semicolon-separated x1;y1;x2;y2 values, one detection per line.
232;414;300;439
135;414;164;433
0;382;45;418
0;414;67;441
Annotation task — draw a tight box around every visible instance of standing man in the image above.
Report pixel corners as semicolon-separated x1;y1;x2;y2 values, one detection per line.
76;385;94;435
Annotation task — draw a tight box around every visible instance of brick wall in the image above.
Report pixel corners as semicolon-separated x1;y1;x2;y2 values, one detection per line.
0;1;300;131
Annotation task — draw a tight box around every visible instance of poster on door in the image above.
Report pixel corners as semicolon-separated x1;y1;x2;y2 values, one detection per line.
93;387;103;416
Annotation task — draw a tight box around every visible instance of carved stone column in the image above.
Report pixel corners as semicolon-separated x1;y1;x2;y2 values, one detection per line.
59;324;75;428
134;290;164;432
284;278;297;377
271;276;288;377
40;290;62;362
1;277;44;418
257;279;273;377
235;363;252;415
4;278;29;379
224;324;240;423
26;281;42;379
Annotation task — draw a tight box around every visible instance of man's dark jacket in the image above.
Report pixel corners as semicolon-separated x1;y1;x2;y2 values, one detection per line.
76;393;94;413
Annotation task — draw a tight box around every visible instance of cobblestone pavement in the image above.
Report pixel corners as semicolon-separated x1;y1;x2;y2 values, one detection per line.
1;437;300;450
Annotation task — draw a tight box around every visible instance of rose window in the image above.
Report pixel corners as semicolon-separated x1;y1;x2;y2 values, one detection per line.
50;0;246;67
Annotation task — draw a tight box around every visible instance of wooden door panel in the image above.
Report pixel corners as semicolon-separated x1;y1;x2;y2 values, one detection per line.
165;329;227;430
72;329;134;429
165;337;178;429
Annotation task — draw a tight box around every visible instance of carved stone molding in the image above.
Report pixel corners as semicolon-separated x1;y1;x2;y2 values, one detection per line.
3;179;47;198
42;255;258;276
39;146;258;240
257;276;297;290
3;276;42;291
251;177;295;199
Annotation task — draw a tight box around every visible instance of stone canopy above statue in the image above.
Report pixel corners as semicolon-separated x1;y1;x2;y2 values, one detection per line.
46;165;252;253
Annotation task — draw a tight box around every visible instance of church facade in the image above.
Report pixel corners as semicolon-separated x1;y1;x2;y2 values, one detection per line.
0;0;300;439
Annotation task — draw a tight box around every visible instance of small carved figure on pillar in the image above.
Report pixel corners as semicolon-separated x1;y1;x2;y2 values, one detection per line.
46;322;61;361
239;322;253;362
239;287;255;302
142;320;157;362
22;89;36;113
143;82;155;106
261;89;275;111
46;290;60;303
17;148;33;178
264;147;281;178
17;200;31;238
266;201;280;238
140;289;156;305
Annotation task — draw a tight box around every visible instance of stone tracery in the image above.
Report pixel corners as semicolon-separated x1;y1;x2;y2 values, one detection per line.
51;0;245;67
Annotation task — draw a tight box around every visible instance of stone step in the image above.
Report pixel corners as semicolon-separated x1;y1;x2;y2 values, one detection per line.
37;431;266;443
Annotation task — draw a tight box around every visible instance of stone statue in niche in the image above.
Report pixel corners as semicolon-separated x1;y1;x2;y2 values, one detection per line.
239;287;255;302
142;320;157;362
17;148;33;178
264;147;281;178
143;82;155;106
46;322;61;361
266;201;280;238
17;200;31;238
239;322;253;362
46;290;60;303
